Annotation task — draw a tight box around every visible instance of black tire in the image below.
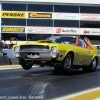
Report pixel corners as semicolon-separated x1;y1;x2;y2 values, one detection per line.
54;65;62;71
82;57;98;72
61;53;73;72
19;59;32;70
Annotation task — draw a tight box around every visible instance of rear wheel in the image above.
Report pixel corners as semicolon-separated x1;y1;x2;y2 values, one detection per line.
61;53;73;72
19;59;32;70
82;57;98;72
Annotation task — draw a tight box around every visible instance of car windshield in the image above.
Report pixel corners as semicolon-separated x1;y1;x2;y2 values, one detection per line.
47;36;76;44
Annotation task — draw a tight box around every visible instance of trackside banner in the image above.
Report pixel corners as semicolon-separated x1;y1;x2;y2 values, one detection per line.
27;27;52;33
1;27;25;33
28;13;52;18
1;12;26;18
53;27;79;34
81;28;100;35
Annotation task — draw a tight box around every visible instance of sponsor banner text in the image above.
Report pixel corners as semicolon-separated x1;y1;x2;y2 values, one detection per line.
54;27;79;34
27;27;52;33
1;27;25;32
81;14;100;20
53;13;80;20
28;13;52;18
81;28;100;35
1;11;26;18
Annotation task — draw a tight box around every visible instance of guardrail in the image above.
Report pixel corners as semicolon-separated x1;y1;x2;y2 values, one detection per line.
0;52;10;65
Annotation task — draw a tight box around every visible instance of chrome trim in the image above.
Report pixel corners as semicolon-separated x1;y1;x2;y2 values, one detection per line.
19;50;50;53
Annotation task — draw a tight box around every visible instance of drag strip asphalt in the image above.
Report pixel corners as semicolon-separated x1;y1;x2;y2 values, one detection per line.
0;66;100;100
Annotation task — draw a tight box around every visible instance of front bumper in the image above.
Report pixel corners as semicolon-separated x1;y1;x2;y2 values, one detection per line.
15;50;58;59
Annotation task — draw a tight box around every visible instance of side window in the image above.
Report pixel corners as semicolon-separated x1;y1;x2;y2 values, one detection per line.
1;18;26;26
78;39;87;48
2;3;26;11
28;4;53;12
69;38;76;45
54;20;79;27
54;5;79;13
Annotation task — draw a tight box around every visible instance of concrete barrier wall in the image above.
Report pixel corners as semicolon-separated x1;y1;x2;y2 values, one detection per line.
2;49;16;59
2;49;19;65
0;56;10;65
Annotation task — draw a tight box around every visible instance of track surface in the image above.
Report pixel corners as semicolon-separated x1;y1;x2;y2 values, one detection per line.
0;66;100;100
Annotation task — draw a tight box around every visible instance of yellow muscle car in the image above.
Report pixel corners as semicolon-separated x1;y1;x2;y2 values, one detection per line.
13;35;99;72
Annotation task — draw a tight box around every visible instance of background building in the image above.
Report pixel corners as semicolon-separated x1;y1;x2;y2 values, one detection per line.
0;0;100;44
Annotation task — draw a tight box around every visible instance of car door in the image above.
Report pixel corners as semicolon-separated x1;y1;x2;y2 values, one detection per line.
76;38;92;65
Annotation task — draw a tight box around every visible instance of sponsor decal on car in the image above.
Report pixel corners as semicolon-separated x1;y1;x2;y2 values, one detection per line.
1;27;25;32
56;28;77;34
1;12;26;18
28;13;52;18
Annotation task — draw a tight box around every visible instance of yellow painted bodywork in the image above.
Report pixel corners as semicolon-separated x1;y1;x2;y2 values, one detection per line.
12;38;99;66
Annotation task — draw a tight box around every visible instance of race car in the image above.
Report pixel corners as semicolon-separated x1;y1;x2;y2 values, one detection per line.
13;35;99;72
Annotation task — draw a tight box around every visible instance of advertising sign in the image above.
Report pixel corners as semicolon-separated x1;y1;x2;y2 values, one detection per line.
1;12;26;18
0;3;1;17
53;13;80;20
81;28;100;35
54;27;79;34
28;13;52;18
27;27;52;33
0;26;2;40
1;27;25;32
0;3;1;40
81;14;100;20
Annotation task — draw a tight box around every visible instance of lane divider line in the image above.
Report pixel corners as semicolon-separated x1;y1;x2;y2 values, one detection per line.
0;68;21;70
53;87;100;100
0;65;39;70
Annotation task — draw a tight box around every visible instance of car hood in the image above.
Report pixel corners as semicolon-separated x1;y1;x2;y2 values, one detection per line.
19;40;60;47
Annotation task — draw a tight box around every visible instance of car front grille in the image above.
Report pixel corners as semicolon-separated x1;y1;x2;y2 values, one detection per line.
20;45;49;51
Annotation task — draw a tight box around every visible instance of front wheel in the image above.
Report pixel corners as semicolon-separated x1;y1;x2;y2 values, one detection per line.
61;53;73;72
19;59;32;70
82;57;98;72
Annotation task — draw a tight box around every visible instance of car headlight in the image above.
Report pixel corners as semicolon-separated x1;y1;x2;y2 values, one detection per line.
52;46;57;52
51;46;58;58
14;46;19;53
